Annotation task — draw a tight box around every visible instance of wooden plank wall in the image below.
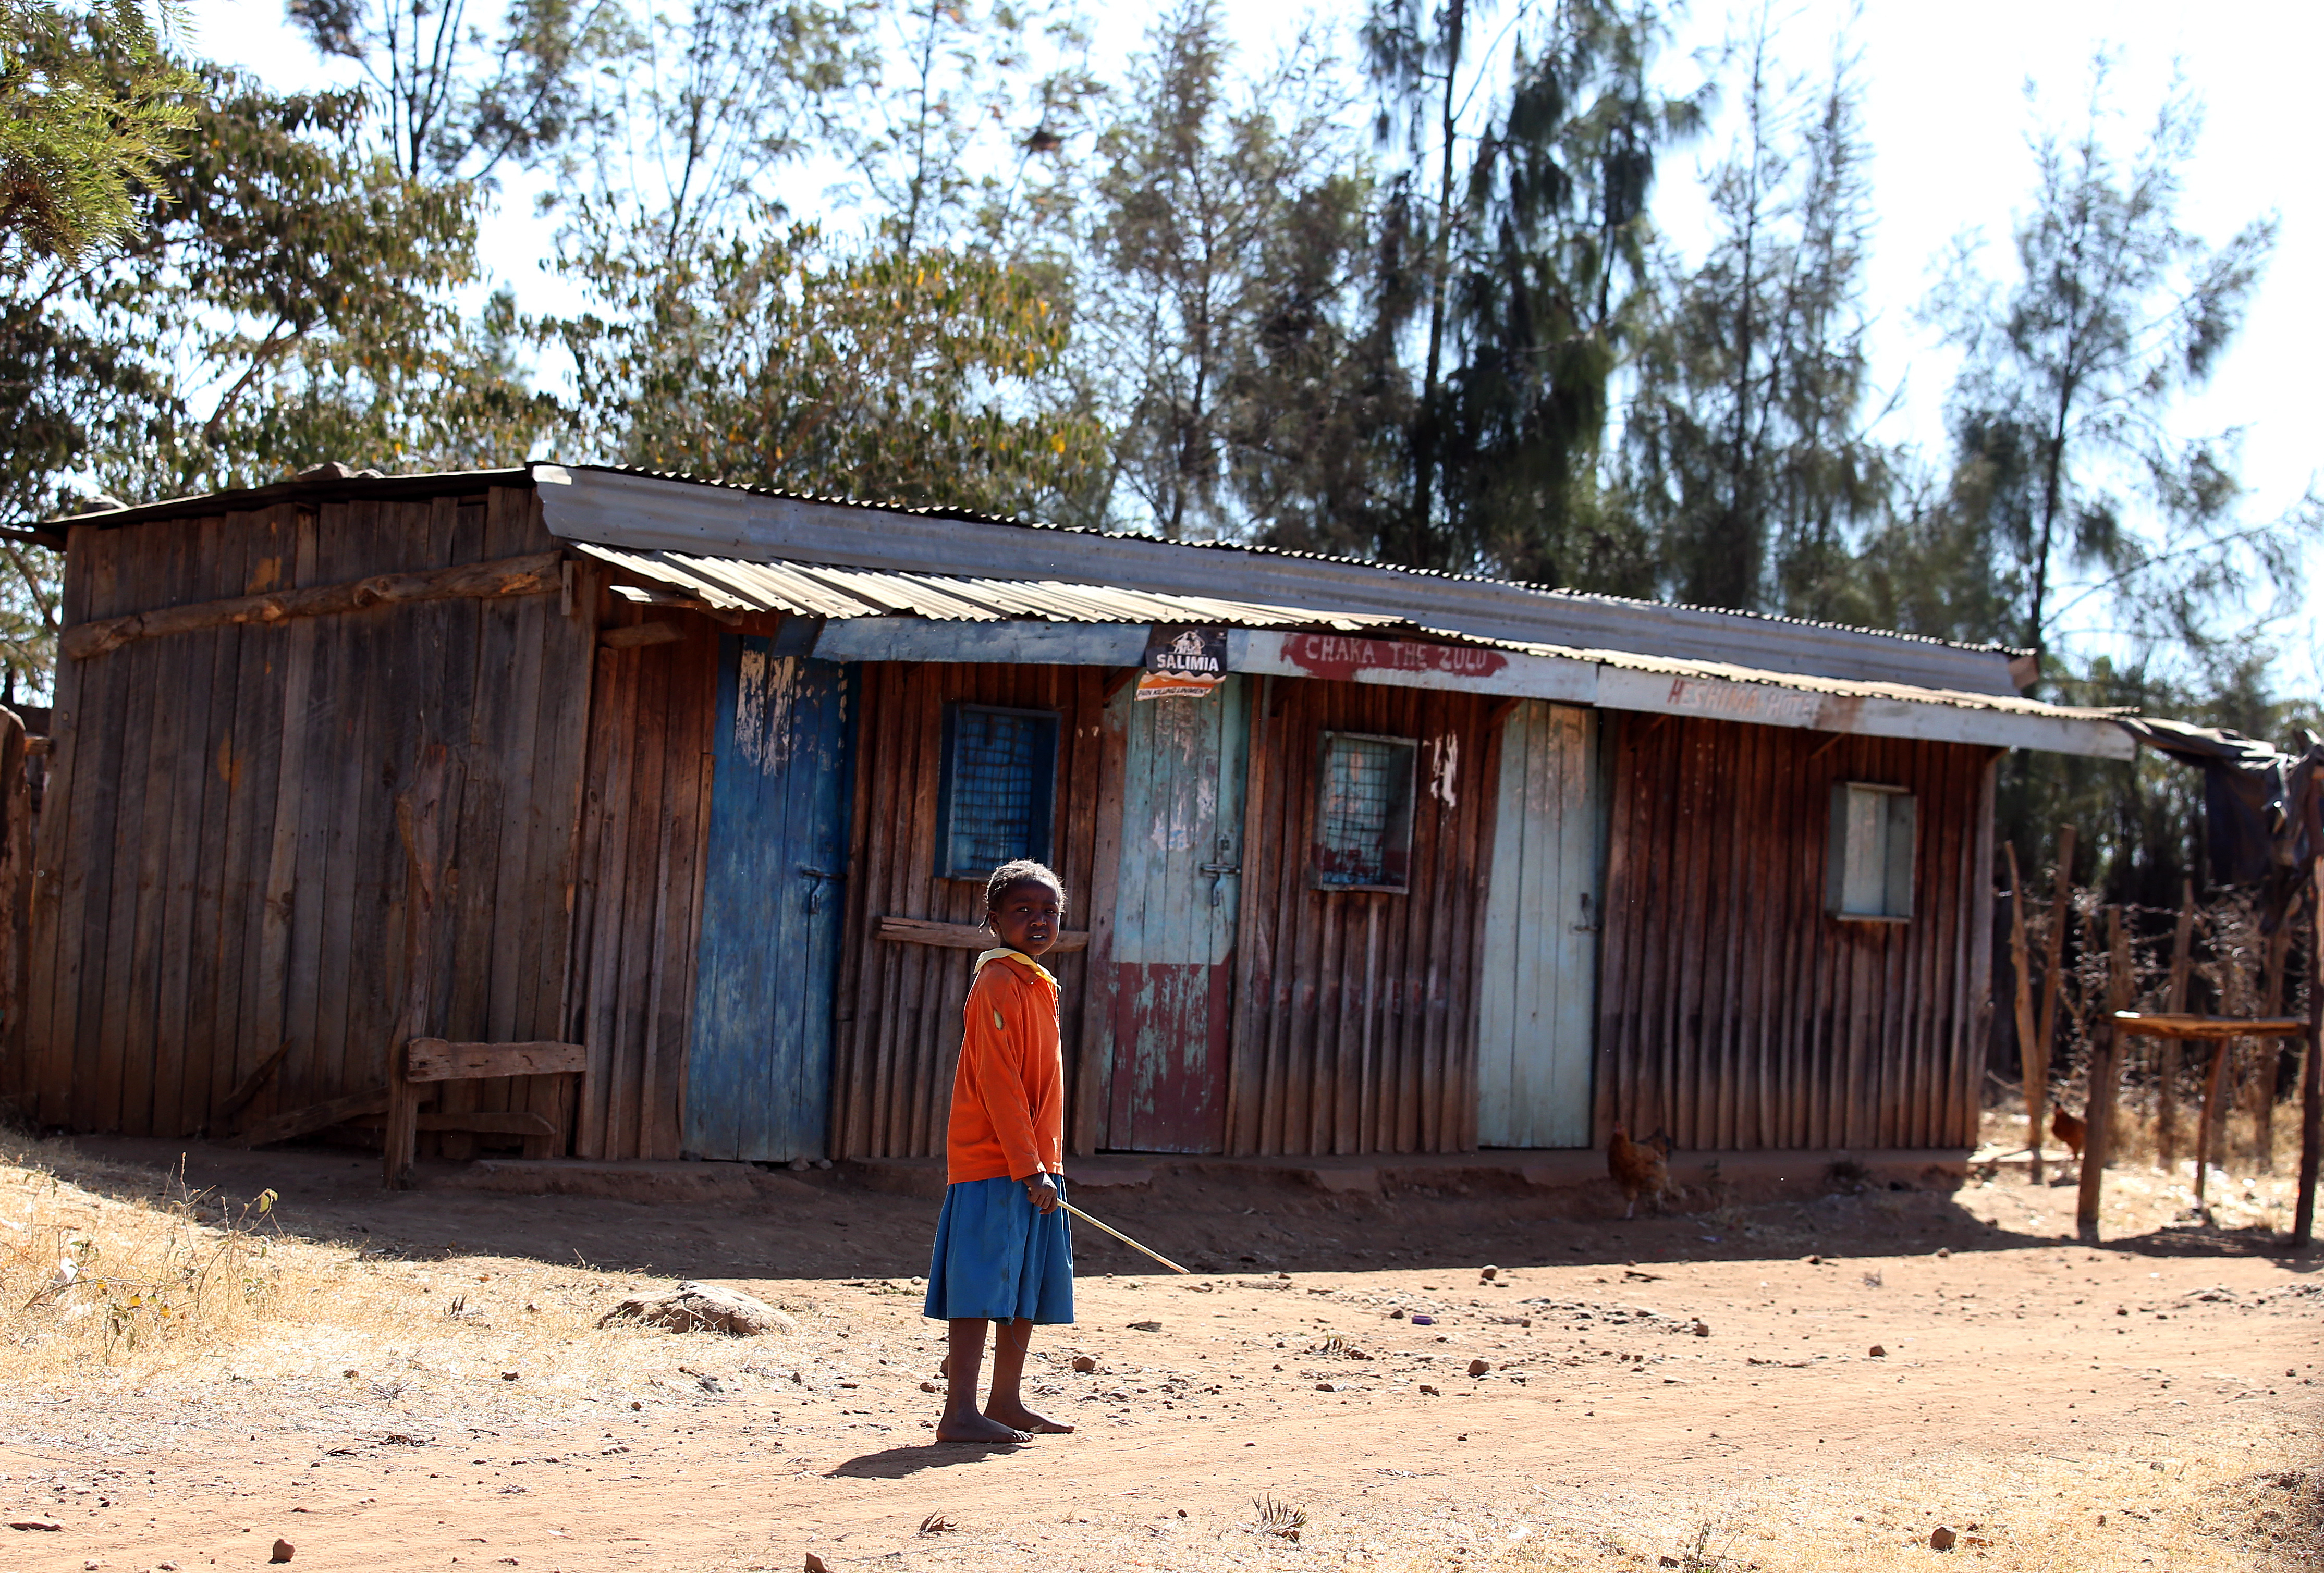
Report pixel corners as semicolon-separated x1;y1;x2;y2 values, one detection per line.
1595;714;1998;1151
828;661;1108;1160
562;599;719;1160
11;487;595;1144
1224;678;1506;1157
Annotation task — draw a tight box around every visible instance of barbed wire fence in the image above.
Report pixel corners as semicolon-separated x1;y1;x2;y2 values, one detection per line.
1998;876;2310;1177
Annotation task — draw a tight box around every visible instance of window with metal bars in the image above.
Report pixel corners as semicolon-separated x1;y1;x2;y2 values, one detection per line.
1313;731;1416;892
936;703;1059;879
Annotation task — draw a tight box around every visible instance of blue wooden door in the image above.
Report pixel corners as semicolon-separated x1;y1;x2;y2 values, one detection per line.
686;642;853;1161
1477;702;1599;1147
1107;678;1247;1153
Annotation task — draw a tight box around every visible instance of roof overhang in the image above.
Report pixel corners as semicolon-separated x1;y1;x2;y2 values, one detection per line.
537;464;2031;696
813;616;2133;758
581;535;2127;759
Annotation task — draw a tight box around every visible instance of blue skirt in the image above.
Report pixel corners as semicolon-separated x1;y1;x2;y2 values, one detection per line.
922;1175;1075;1324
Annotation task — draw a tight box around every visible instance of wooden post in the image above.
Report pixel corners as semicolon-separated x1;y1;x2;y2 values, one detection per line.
2005;844;2043;1181
384;746;454;1190
2298;856;2323;1248
2157;880;2195;1170
2254;920;2292;1173
2195;983;2239;1213
2076;906;2134;1242
2033;826;2076;1175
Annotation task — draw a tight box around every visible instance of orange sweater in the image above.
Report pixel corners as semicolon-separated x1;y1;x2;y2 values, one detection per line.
945;950;1065;1185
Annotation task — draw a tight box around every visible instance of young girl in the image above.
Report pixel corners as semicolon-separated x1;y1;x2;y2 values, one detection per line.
923;858;1076;1444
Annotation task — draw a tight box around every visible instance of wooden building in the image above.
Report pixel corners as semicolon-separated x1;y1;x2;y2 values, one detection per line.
0;464;2132;1163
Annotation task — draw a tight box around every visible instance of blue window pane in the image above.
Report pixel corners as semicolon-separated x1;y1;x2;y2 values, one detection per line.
940;706;1057;877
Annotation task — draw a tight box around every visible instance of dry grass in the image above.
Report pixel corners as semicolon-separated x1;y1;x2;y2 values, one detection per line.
0;1134;839;1428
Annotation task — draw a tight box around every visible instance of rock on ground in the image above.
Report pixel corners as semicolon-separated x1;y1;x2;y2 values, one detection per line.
599;1280;798;1336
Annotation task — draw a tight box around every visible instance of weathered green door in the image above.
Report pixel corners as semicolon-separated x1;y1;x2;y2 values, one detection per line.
1106;678;1248;1153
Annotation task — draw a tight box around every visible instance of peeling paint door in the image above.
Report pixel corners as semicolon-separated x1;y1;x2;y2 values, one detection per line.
1477;702;1599;1147
1107;678;1247;1153
686;640;853;1161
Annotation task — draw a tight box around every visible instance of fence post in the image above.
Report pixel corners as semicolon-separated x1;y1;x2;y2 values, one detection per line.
2033;825;2077;1178
2077;906;2134;1243
2297;858;2322;1248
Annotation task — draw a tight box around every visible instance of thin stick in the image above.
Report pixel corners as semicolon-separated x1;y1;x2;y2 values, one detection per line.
1060;1199;1191;1275
2005;844;2040;1182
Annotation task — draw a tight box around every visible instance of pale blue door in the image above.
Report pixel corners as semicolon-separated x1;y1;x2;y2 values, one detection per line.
1477;702;1599;1147
685;641;853;1161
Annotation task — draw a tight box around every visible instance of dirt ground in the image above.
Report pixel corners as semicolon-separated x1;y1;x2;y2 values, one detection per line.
0;1132;2316;1573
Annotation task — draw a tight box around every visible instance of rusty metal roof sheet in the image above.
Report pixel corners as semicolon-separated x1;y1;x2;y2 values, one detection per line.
585;540;2131;757
574;542;1409;632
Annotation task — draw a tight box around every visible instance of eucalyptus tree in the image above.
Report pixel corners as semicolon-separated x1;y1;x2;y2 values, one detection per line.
1622;15;1887;619
1430;0;1701;588
1081;0;1387;544
285;0;620;183
1926;58;2295;684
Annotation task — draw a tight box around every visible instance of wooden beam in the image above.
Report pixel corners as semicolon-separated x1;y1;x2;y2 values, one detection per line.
2031;826;2075;1174
232;1089;390;1149
598;621;687;649
62;551;564;660
2003;843;2041;1182
2111;1012;2308;1040
2299;834;2323;1248
215;1044;290;1127
2156;881;2195;1170
2077;907;2135;1242
405;1038;590;1082
347;1109;556;1136
873;915;1090;953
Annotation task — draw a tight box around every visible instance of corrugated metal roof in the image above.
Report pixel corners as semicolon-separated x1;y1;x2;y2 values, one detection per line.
38;460;2036;695
588;539;2131;757
576;543;1410;632
566;465;2026;661
537;465;2032;696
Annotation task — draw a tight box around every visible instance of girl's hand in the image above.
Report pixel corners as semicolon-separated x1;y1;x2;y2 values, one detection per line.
1022;1172;1061;1214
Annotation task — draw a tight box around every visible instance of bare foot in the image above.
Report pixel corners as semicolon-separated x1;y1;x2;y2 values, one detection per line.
935;1411;1032;1445
984;1402;1074;1435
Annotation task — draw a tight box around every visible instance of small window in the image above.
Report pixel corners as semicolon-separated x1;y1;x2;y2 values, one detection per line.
936;704;1059;879
1313;731;1416;892
1827;782;1914;920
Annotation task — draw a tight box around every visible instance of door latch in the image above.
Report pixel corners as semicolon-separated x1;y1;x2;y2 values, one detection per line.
1571;890;1600;932
1196;834;1240;908
800;865;844;914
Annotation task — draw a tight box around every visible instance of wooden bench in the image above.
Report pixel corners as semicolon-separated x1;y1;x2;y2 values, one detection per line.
384;1038;588;1187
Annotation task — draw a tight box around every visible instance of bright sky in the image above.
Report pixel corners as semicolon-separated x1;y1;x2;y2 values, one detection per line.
181;0;2324;694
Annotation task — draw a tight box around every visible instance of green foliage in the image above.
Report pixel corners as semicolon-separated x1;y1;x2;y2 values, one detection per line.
0;56;553;692
551;219;1104;516
286;0;622;181
1359;0;1702;585
0;0;194;268
1082;1;1391;544
830;0;1102;259
1922;57;2301;681
1623;21;1888;619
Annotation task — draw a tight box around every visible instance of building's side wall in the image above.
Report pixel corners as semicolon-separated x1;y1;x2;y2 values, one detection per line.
1595;714;1997;1152
561;598;719;1160
1222;677;1507;1157
828;661;1109;1160
15;487;595;1142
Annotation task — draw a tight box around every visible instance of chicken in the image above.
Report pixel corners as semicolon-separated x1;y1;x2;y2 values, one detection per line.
2050;1104;2086;1160
1607;1123;1671;1219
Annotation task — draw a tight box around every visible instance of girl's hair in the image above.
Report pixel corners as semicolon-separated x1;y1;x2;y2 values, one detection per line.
984;859;1067;916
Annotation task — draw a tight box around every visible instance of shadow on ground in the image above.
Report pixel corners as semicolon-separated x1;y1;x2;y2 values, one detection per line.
31;1132;2317;1285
